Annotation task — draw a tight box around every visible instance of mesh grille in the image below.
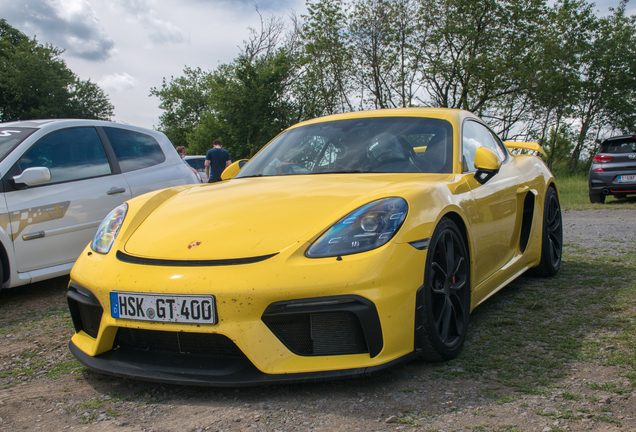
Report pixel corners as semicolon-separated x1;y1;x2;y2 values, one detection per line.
114;328;245;357
263;311;368;356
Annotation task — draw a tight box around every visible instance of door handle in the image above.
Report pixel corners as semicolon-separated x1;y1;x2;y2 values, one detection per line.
107;187;126;195
23;231;45;241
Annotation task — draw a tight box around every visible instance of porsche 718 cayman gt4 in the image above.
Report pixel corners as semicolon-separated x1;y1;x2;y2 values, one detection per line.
67;108;562;386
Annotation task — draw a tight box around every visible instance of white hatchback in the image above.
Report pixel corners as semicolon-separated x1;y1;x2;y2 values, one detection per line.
0;119;199;289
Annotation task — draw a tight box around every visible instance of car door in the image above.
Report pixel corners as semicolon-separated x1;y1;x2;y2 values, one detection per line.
101;127;179;197
461;120;527;288
3;126;132;273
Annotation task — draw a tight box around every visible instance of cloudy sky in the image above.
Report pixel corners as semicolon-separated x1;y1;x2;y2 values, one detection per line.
1;0;306;129
0;0;632;130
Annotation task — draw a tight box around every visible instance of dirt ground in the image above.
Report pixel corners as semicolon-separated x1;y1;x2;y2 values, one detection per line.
1;209;635;432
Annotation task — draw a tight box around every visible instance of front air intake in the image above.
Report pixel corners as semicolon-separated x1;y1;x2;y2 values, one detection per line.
263;311;368;356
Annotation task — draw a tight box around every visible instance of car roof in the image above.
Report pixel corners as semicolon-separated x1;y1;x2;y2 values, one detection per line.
288;107;479;130
0;119;167;140
603;135;636;142
0;119;115;129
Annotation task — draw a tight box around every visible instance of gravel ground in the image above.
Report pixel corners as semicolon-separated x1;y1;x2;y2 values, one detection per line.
0;209;635;432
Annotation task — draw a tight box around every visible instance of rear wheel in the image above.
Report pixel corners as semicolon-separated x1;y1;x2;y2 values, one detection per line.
530;187;563;277
420;218;471;361
589;192;605;203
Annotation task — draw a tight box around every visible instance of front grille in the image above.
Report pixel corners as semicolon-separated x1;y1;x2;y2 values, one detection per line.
263;311;368;356
114;328;245;358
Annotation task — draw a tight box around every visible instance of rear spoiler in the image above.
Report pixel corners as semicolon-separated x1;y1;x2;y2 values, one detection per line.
503;141;547;157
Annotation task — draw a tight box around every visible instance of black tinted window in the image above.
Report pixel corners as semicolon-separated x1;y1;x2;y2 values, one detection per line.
0;128;36;162
19;127;111;184
186;158;205;170
103;127;165;172
601;139;636;154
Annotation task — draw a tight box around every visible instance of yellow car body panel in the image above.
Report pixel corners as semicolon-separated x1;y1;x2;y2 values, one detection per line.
67;108;560;385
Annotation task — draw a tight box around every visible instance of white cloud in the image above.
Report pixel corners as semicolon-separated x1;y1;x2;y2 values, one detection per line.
0;0;116;61
1;0;308;128
109;0;189;47
98;73;139;93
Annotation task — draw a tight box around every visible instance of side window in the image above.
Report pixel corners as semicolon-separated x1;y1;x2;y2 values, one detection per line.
18;127;111;184
462;121;506;172
103;127;166;172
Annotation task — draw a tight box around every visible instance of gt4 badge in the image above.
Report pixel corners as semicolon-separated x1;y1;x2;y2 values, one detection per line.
188;241;201;249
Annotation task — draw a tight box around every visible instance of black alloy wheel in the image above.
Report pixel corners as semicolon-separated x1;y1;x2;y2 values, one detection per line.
420;218;471;361
531;187;563;277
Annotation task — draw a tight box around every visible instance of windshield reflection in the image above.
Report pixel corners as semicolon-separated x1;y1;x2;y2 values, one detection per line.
236;117;454;178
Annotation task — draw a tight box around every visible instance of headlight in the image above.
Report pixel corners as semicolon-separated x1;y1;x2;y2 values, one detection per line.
91;203;128;254
306;198;408;258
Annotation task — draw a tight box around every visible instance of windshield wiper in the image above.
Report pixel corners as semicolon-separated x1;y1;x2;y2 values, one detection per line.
308;170;375;174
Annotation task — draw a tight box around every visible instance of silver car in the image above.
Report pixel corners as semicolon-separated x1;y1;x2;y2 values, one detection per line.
0;119;199;289
184;155;207;182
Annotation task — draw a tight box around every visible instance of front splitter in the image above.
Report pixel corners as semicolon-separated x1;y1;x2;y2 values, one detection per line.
69;341;418;387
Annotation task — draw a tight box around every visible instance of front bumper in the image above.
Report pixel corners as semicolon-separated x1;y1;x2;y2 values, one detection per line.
68;240;426;385
68;340;418;387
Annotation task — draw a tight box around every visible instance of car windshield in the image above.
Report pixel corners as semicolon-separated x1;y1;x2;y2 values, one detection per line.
0;128;36;162
236;117;454;178
601;138;636;154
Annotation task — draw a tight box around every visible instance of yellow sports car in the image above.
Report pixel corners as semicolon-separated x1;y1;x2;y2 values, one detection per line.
67;108;562;386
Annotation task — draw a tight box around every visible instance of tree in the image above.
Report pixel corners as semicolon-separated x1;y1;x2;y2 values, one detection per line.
0;19;113;122
568;1;636;171
298;0;355;115
149;67;213;148
350;0;421;109
415;0;544;115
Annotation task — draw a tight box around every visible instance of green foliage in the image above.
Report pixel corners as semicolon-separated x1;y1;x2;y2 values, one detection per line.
299;0;355;115
0;19;113;122
149;66;213;149
151;1;636;170
208;50;297;158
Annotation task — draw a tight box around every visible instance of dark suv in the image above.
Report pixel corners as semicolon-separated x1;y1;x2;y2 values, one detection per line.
589;135;636;203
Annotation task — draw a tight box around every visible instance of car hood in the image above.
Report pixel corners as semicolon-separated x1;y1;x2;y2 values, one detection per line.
123;174;425;260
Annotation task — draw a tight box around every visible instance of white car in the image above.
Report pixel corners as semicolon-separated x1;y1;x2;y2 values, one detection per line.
184;155;208;183
0;119;199;289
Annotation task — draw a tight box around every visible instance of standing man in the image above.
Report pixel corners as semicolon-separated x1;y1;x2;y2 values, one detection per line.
205;139;232;183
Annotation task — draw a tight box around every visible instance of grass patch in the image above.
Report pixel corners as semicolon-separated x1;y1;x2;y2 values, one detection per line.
555;174;636;210
431;243;636;395
586;382;631;395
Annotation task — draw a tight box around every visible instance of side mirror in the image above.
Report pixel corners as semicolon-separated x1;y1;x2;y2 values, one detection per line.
221;159;249;180
473;147;501;184
12;167;52;188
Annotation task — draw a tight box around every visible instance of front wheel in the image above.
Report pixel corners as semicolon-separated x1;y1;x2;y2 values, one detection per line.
419;218;471;361
530;187;563;277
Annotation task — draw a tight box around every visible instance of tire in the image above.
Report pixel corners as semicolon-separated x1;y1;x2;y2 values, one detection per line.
420;218;471;361
530;187;563;277
589;192;605;203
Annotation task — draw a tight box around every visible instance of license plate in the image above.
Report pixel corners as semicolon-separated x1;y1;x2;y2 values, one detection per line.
617;174;636;183
110;292;217;324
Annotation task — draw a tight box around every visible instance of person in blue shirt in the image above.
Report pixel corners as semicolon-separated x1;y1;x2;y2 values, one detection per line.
205;139;232;183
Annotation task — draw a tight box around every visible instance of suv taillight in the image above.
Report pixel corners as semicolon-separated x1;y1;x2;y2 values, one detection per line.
593;155;613;163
